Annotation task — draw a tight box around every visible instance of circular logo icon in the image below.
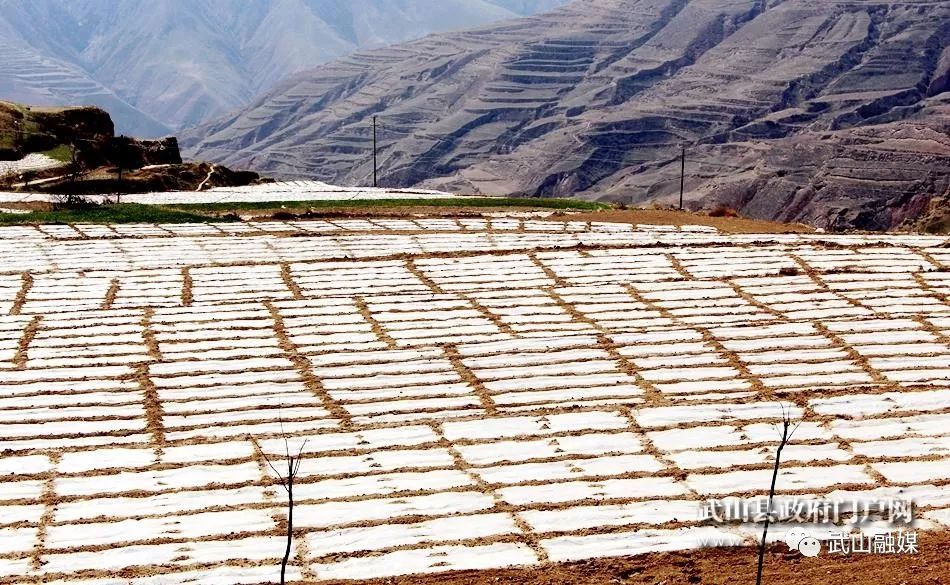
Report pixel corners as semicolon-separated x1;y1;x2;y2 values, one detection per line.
798;536;822;558
785;527;810;550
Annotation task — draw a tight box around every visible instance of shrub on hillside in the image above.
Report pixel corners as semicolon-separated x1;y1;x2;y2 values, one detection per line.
709;205;739;218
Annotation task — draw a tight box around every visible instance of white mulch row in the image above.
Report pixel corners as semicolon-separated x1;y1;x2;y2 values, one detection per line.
0;243;947;317
1;223;950;583
0;181;458;204
0;218;716;241
0;154;64;178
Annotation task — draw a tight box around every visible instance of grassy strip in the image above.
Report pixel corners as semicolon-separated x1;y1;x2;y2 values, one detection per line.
39;144;74;163
0;197;607;225
166;197;609;213
0;203;238;225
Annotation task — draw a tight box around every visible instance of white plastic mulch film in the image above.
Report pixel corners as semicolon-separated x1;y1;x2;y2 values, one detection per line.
0;216;948;583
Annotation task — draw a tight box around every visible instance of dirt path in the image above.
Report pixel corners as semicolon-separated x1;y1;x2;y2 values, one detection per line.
195;164;217;191
245;207;815;234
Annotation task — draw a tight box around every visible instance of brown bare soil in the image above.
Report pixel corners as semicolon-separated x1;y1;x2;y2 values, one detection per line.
244;207;815;234
3;201;813;234
558;209;815;234
327;532;950;585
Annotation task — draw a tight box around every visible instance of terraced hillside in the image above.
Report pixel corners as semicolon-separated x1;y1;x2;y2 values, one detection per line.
184;0;950;230
0;213;950;583
0;40;168;139
0;0;567;134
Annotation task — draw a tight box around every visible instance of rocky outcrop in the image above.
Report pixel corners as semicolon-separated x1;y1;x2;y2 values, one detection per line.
183;0;950;231
1;101;182;177
0;102;261;194
0;102;114;162
110;136;183;168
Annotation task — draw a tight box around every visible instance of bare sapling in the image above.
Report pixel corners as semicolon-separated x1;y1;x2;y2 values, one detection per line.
755;404;801;585
261;435;308;585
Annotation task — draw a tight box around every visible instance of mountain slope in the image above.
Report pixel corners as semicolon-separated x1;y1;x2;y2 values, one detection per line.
0;0;566;135
183;0;950;230
0;10;171;139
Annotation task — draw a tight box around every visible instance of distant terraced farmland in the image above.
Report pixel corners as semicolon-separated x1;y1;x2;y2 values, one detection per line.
0;215;948;584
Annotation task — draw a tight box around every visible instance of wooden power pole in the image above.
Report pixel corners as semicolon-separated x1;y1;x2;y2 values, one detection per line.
373;116;379;187
679;145;686;211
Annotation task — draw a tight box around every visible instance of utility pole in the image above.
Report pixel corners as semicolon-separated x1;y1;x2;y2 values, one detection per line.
70;142;78;186
679;145;686;211
373;116;379;187
12;119;21;151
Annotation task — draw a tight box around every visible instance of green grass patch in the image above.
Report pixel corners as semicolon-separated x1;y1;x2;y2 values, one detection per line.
168;197;608;213
0;203;238;225
0;197;607;226
0;107;42;152
39;144;73;163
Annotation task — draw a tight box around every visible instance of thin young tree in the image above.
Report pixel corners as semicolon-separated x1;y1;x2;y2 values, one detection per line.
755;404;801;585
67;142;83;205
112;135;140;195
261;435;308;585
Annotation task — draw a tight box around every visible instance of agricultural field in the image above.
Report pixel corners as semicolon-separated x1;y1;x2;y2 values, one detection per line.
0;181;460;205
0;214;948;584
